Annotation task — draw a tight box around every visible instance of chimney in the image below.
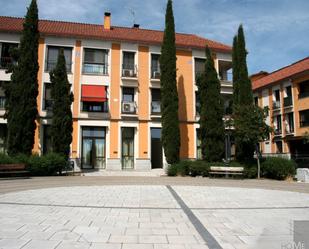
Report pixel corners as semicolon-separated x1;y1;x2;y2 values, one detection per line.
133;24;140;29
104;12;111;30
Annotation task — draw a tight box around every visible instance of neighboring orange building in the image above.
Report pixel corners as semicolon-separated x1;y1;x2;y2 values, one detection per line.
0;14;233;171
252;57;309;159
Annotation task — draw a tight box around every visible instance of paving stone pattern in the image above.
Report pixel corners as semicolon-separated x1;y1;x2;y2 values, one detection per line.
0;185;308;249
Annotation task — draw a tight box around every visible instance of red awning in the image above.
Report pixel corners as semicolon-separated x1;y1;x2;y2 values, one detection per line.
81;85;107;102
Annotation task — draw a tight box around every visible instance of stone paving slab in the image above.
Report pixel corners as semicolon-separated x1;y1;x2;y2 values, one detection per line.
0;185;309;248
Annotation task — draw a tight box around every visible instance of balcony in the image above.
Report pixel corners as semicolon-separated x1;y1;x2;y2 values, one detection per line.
83;63;108;75
151;101;161;115
121;101;136;114
274;129;282;136
284;97;292;107
45;60;72;73
0;57;14;69
272;101;281;110
285;127;294;135
122;64;137;79
151;68;161;80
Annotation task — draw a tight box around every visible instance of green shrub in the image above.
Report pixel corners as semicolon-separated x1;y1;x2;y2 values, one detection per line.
261;157;296;180
0;153;17;164
189;160;210;177
27;153;66;176
167;164;178;176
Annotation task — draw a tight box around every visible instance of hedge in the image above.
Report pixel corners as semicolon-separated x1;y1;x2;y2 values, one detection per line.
0;153;67;176
261;157;296;180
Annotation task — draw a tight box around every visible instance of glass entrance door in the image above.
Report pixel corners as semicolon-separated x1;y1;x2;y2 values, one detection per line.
81;127;106;169
151;128;163;169
122;128;134;169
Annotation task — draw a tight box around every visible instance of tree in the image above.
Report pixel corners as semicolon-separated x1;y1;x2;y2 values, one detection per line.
159;0;180;164
49;49;74;160
4;0;39;155
197;46;225;162
232;35;239;110
232;25;270;162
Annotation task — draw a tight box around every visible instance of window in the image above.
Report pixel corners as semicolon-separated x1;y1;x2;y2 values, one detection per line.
151;88;161;114
274;115;282;134
195;91;200;116
194;58;205;81
0;124;7;153
82;102;108;112
273;89;281;109
122;87;134;102
122;51;136;77
151;54;160;79
254;96;259;106
223;94;232;115
196;129;202;160
83;48;108;75
284;86;292;107
299;80;309;99
46;46;73;72
43;83;53;111
0;81;6;109
285;113;294;133
43;125;52;154
122;87;136;114
0;42;18;69
300;110;309;127
275;141;283;153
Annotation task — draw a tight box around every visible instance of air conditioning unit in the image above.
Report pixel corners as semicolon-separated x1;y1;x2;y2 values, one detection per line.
153;71;161;79
123;69;134;77
122;102;135;113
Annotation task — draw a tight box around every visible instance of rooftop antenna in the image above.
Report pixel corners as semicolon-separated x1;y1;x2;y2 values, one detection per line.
128;8;136;25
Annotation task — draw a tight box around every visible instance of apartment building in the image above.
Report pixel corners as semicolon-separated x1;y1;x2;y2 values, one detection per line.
0;13;233;171
252;57;309;159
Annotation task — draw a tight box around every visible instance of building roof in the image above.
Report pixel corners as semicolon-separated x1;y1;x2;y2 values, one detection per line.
0;16;231;52
252;57;309;90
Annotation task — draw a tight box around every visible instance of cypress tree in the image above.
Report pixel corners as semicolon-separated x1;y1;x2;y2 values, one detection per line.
232;35;239;110
197;46;225;162
237;25;253;106
49;50;74;160
233;25;255;162
4;0;39;155
159;0;180;164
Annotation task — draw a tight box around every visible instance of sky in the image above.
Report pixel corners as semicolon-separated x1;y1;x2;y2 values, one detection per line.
1;0;308;74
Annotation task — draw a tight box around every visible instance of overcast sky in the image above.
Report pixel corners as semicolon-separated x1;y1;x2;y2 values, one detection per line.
1;0;308;74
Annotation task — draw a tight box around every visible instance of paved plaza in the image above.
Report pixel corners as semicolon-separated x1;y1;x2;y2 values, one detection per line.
0;177;308;249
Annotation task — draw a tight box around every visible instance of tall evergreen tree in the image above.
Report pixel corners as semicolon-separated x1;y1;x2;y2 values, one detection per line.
159;0;180;164
237;25;253;106
232;35;239;110
197;46;225;162
4;0;39;155
49;50;74;160
232;25;258;162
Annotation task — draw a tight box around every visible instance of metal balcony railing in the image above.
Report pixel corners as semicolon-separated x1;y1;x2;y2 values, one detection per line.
0;57;14;69
151;101;161;114
274;129;282;136
121;101;136;114
273;101;281;110
122;64;137;78
45;60;72;73
151;68;161;79
83;63;108;75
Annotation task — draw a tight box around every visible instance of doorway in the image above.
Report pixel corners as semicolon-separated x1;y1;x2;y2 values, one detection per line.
81;127;106;169
122;127;135;169
151;128;163;169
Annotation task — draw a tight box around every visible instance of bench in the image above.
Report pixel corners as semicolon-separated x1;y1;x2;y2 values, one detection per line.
209;166;244;178
0;164;28;177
